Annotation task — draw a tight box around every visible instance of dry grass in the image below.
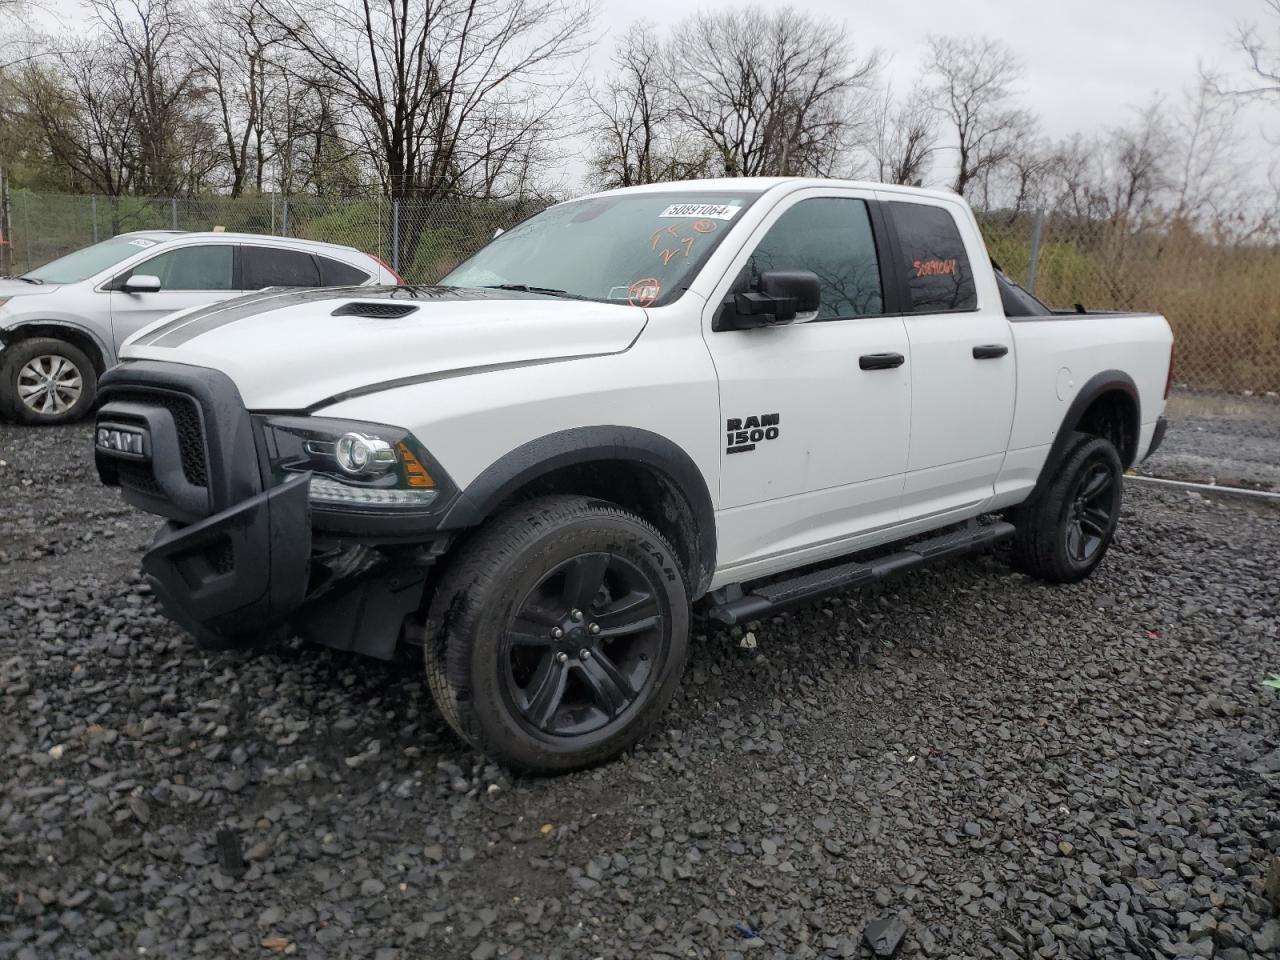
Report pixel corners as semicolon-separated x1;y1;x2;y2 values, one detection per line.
981;215;1280;396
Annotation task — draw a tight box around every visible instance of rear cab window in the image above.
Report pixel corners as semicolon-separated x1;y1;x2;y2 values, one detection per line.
888;201;977;313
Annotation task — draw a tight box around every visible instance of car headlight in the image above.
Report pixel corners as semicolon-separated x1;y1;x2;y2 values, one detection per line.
256;415;442;510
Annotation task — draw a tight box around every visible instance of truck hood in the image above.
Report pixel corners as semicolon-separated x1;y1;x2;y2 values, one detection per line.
120;286;649;410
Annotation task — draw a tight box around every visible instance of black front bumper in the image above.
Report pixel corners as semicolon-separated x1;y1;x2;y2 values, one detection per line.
142;473;312;646
94;361;437;656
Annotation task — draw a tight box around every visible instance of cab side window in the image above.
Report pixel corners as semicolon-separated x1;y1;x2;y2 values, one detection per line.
888;202;977;313
132;245;234;291
243;247;321;289
748;198;883;319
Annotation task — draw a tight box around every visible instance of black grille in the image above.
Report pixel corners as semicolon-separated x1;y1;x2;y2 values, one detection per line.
210;539;235;574
113;390;208;487
331;302;419;319
117;462;164;498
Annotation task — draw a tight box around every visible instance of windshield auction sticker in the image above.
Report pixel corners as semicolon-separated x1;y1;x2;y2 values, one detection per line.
128;239;157;248
627;277;661;307
658;203;742;220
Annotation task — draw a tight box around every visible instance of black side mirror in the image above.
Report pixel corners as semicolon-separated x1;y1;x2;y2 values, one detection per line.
716;270;821;331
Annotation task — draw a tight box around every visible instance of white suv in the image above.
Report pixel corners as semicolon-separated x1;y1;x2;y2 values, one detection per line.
0;232;399;423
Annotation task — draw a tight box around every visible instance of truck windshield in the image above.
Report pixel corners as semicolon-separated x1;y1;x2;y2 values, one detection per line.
441;191;761;307
23;235;165;284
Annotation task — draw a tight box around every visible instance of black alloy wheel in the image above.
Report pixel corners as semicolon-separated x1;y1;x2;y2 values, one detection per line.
1065;458;1117;564
503;553;664;738
1010;433;1124;583
424;495;690;773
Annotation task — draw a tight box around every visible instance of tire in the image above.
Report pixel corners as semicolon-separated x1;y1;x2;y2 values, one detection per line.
1010;434;1124;583
424;495;690;774
0;337;98;425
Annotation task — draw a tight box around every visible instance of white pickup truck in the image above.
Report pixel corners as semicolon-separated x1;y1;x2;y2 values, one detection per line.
93;178;1173;772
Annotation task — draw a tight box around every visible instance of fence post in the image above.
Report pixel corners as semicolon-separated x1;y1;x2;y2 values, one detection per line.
391;199;400;275
92;195;99;244
23;189;31;272
270;191;276;235
0;166;9;276
282;197;289;236
170;197;178;231
1027;207;1045;294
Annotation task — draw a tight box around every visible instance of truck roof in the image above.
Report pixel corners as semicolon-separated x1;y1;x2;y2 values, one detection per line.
575;177;964;205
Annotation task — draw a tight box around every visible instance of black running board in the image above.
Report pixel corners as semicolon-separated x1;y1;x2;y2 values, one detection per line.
706;520;1016;626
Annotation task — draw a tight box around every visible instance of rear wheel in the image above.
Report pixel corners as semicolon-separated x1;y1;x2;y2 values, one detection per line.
424;495;689;774
1010;434;1123;583
0;337;98;424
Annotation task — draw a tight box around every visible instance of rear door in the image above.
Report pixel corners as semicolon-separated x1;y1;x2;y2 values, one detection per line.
878;195;1015;520
107;243;238;349
703;187;912;575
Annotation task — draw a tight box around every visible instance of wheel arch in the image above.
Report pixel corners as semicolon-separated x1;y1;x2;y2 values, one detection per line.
2;321;111;375
438;426;717;598
1029;369;1140;502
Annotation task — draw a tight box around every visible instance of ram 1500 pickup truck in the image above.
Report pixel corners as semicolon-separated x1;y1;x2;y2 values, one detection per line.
93;178;1174;773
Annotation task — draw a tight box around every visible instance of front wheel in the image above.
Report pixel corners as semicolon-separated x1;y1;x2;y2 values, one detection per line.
0;337;98;424
424;495;690;774
1010;434;1123;583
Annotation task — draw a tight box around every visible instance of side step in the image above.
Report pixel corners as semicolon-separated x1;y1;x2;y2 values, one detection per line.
705;520;1016;626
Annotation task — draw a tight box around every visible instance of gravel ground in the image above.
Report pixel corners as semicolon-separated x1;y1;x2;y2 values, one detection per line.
2;421;1278;960
1141;393;1280;493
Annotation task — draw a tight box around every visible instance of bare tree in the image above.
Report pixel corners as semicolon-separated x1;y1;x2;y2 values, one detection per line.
1224;0;1280;99
1105;100;1173;226
1169;72;1243;223
185;0;281;196
926;34;1030;197
667;6;881;178
18;40;140;198
87;0;203;194
587;23;708;188
867;85;936;185
261;0;592;205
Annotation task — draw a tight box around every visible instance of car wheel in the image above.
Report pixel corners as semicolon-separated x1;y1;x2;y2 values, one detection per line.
1010;434;1123;583
0;337;98;425
424;495;690;774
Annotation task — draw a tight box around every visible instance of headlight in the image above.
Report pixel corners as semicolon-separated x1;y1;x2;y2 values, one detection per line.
257;415;441;510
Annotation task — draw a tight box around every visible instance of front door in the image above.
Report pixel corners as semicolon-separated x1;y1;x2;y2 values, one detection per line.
878;195;1016;520
703;189;912;578
108;243;238;349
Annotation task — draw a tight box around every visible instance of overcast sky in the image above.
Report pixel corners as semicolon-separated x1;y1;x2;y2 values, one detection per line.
30;0;1280;191
589;0;1277;187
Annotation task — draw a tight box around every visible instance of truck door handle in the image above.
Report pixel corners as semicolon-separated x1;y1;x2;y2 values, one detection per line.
972;344;1009;359
859;352;906;371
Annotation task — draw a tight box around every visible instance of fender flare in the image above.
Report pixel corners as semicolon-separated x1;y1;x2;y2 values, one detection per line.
1028;368;1140;502
2;319;113;371
438;425;717;595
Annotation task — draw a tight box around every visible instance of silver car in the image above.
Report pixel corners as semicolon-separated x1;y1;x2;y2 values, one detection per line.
0;232;400;423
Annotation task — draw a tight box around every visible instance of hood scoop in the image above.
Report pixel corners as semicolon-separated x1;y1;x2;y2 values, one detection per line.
331;302;420;319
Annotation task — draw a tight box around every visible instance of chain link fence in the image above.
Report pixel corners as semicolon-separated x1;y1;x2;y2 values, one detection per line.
0;190;545;284
3;189;1277;488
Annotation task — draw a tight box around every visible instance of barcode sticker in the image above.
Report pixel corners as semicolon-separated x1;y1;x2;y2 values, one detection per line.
658;203;742;221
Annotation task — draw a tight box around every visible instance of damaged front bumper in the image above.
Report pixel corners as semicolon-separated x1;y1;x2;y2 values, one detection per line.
142;473;312;648
95;361;440;657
